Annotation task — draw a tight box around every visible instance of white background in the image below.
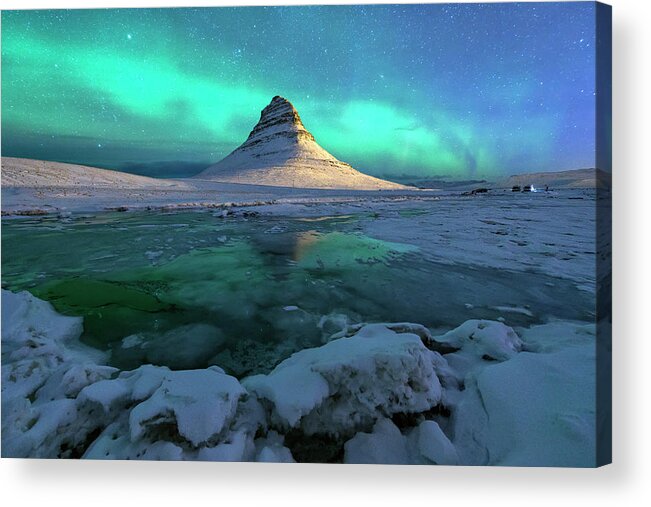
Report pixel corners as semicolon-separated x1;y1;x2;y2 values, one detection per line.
1;0;649;504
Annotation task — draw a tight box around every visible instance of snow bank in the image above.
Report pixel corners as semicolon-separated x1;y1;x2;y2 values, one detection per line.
449;321;597;467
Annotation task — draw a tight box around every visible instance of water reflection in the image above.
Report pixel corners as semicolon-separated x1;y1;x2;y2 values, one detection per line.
1;210;594;376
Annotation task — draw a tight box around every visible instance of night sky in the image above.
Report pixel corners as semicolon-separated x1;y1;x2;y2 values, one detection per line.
1;3;606;179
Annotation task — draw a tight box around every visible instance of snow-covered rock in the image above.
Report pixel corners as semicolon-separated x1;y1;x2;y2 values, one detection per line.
128;367;245;446
1;290;262;460
1;290;116;458
243;323;444;437
198;96;407;190
331;321;457;354
433;319;523;361
78;364;264;460
1;289;83;348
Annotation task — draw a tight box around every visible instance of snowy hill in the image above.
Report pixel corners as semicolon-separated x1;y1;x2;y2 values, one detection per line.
197;96;407;190
495;168;611;189
1;157;186;189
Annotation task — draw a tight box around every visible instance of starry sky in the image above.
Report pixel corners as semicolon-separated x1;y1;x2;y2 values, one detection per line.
1;3;609;180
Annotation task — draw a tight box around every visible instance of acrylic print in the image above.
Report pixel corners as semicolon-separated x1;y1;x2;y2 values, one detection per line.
0;2;612;466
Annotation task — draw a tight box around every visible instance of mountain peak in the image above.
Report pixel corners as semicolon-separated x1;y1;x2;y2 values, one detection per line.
198;96;406;190
239;96;313;149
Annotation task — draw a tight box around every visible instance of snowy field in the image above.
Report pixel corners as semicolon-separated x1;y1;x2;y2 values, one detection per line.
1;188;607;465
1;156;426;216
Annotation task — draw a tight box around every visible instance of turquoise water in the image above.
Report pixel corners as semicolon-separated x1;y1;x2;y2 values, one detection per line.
1;209;593;376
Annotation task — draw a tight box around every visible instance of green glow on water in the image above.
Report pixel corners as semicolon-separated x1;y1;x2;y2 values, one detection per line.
1;210;593;375
2;214;422;373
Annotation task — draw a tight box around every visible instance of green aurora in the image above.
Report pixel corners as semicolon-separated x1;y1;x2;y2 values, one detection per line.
1;4;606;179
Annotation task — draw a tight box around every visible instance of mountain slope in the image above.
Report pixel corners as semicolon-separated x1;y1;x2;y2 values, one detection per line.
1;157;186;189
197;96;406;190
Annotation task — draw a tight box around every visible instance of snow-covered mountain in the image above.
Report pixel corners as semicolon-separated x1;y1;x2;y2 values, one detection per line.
197;96;407;190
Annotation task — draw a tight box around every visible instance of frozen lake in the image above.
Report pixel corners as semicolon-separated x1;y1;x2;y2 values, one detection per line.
1;190;597;377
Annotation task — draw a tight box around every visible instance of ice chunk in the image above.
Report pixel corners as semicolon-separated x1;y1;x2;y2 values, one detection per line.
121;334;144;349
434;319;523;361
33;363;117;406
145;324;225;370
244;361;329;428
254;430;295;463
114;324;226;370
491;305;534;317
317;312;351;342
257;446;295;463
78;378;132;413
2;398;78;458
195;429;254;462
412;420;458;465
344;418;410;464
